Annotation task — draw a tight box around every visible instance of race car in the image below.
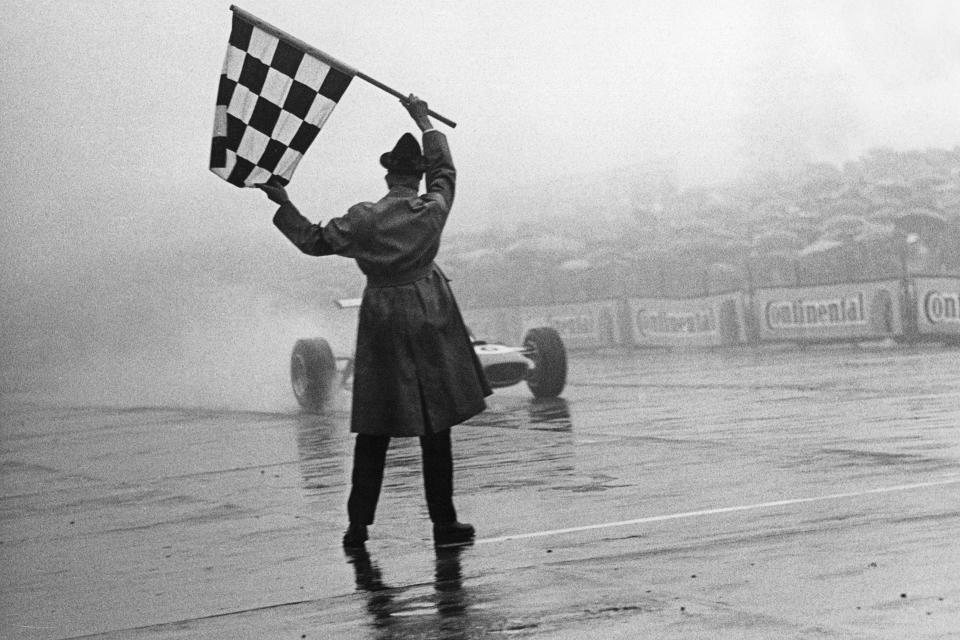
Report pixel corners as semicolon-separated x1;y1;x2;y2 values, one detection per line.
289;299;567;413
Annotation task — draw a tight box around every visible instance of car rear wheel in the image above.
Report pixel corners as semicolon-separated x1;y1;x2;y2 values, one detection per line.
524;327;567;398
291;338;337;413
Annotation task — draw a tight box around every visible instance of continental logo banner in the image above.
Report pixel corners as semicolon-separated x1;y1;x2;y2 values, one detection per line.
626;295;744;347
765;294;867;329
915;277;960;335
753;280;901;342
519;300;622;349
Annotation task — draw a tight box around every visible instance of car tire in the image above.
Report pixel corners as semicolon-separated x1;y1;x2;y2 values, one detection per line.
524;327;567;398
290;338;337;413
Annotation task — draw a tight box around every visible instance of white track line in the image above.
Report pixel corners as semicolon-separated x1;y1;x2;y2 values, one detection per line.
475;475;960;545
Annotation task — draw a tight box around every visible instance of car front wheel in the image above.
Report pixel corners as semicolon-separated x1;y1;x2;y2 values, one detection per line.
290;338;337;413
524;327;567;398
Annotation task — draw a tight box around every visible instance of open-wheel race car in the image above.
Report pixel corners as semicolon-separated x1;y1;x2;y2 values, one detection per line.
289;299;567;413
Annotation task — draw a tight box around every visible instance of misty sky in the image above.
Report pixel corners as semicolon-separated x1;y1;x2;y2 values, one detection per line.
3;0;960;276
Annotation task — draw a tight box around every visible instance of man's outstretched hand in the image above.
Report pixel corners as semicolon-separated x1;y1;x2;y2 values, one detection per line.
257;181;289;205
401;94;433;132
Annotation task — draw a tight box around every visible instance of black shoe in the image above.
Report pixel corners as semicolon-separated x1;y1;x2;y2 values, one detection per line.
342;523;368;549
433;521;475;547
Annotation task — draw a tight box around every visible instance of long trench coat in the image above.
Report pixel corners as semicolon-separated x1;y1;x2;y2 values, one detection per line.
273;130;491;436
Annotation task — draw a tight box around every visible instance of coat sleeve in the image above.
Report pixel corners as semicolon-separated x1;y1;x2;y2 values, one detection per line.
272;201;369;257
419;130;456;217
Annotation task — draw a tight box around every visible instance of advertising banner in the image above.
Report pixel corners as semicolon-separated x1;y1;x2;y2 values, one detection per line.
752;280;902;343
625;295;745;347
519;300;623;350
914;276;960;337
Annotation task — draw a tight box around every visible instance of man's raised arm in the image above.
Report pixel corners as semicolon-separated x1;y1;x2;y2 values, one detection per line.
402;95;455;211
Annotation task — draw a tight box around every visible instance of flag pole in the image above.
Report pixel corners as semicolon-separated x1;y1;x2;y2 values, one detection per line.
229;6;457;128
354;72;457;129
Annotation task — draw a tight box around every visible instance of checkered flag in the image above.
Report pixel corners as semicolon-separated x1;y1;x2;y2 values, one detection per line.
210;8;354;188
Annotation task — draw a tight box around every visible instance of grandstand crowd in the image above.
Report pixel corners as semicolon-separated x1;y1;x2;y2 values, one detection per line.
444;147;960;308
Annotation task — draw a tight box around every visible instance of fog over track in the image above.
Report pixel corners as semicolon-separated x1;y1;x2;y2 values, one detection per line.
1;235;361;412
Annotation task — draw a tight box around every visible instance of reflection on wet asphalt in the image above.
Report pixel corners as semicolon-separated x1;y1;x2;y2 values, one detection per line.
2;345;960;638
340;546;482;639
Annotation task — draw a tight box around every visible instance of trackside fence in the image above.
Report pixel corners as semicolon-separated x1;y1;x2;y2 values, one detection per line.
463;275;960;350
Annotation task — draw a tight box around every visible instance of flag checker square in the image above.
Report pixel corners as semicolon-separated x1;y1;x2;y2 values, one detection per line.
210;12;353;188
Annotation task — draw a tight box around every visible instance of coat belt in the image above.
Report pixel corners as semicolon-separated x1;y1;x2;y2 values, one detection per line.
366;263;436;288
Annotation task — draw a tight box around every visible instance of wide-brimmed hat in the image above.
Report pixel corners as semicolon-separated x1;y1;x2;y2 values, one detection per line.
379;132;426;175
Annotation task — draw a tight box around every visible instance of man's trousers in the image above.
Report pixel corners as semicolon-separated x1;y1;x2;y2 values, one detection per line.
347;430;457;525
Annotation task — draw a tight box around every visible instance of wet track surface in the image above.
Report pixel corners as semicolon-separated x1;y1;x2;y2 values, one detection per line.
3;345;960;639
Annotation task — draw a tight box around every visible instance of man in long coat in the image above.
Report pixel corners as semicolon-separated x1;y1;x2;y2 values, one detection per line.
259;95;490;548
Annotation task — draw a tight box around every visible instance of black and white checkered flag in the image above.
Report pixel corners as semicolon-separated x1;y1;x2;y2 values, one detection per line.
210;8;354;188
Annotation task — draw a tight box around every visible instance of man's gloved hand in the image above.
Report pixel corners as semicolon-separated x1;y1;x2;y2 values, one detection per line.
257;181;289;205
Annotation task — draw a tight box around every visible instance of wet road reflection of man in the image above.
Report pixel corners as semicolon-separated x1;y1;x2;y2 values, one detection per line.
344;549;392;630
433;548;468;620
343;547;475;638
